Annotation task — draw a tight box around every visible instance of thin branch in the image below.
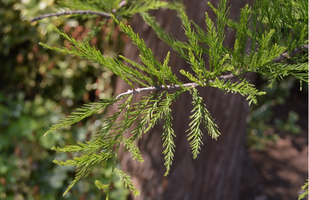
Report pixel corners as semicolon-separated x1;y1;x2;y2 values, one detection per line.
31;10;111;23
116;84;186;99
31;0;127;23
115;73;237;99
273;44;308;63
115;45;308;99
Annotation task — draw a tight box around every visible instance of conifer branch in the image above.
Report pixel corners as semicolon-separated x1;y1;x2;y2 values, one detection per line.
36;0;308;197
273;44;308;63
31;1;127;23
31;10;111;23
115;74;233;99
115;44;307;99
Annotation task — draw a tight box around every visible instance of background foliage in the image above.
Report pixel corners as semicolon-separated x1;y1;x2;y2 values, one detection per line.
0;0;128;199
247;76;307;151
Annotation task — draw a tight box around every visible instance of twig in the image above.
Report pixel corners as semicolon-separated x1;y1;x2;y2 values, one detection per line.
273;44;308;63
31;0;127;23
116;84;186;99
115;45;308;99
31;10;111;23
115;73;237;99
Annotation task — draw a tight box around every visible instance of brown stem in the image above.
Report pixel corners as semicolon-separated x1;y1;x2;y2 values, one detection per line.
31;0;127;23
31;10;111;23
273;44;308;63
115;73;238;99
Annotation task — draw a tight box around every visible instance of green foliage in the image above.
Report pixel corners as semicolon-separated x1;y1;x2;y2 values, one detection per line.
187;88;220;159
114;168;140;197
45;99;117;136
274;111;301;134
119;0;183;17
34;0;308;198
122;138;144;162
53;150;114;195
160;92;178;176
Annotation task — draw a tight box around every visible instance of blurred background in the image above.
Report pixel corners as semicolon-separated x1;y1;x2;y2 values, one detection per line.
0;0;307;199
0;0;128;199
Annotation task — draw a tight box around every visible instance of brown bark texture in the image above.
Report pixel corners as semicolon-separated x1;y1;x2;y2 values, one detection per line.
113;0;257;199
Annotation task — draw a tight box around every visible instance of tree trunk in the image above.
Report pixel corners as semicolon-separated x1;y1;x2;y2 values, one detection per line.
114;0;257;199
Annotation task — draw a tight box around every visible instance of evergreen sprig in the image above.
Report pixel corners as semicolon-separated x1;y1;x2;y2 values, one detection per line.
160;92;180;176
44;99;117;136
114;168;140;197
35;0;308;198
54;151;114;195
187;88;220;159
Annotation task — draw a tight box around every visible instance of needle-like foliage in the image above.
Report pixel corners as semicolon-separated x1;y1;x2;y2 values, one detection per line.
34;0;308;198
187;88;220;159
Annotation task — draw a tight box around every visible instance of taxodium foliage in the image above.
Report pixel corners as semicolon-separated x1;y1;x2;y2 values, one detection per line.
34;0;308;198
